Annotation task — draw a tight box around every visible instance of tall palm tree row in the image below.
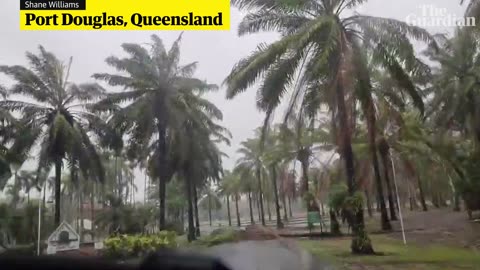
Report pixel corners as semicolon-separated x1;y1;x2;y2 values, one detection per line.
225;0;436;254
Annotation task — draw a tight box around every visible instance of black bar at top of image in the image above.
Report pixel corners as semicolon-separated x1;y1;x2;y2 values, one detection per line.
20;0;86;10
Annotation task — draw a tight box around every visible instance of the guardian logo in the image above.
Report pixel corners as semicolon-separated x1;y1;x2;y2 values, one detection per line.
406;5;475;28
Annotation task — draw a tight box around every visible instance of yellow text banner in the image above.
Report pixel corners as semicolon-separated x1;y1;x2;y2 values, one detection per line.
19;0;230;30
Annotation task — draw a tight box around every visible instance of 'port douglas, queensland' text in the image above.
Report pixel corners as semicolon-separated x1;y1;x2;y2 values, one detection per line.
19;0;230;30
23;12;224;29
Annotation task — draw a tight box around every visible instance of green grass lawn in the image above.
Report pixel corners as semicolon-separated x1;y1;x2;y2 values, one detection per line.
299;235;480;270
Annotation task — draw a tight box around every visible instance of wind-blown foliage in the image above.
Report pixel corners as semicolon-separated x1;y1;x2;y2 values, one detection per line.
225;0;436;254
93;34;221;230
0;46;106;226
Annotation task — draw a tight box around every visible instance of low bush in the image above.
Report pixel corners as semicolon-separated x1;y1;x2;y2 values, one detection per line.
1;244;36;256
103;231;177;259
194;229;240;247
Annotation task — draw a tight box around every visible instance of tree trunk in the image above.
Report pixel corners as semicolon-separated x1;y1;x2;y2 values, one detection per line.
43;183;46;214
184;167;195;242
270;165;283;228
336;57;374;254
288;196;293;217
439;192;447;207
158;175;166;230
131;175;135;207
235;195;241;227
208;196;212;226
300;155;310;194
453;192;461;211
379;146;397;221
330;210;341;235
255;194;261;221
54;158;62;227
144;171;147;204
255;168;266;226
157;124;168;230
266;201;272;221
226;195;232;226
432;192;440;208
180;207;185;233
364;97;391;230
282;193;288;221
375;195;380;212
90;185;95;235
114;155;119;197
193;183;201;237
79;190;84;242
248;191;254;224
417;176;428;211
365;190;373;218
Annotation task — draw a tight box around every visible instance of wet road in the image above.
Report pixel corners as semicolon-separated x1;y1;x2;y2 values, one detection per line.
204;240;334;270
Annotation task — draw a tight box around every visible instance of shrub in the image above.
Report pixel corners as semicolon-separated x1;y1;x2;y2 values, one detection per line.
1;244;36;256
103;231;177;259
195;229;240;247
164;221;184;235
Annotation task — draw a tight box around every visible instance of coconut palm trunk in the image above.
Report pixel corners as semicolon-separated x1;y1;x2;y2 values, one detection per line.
281;186;288;221
417;176;428;211
335;51;374;254
79;192;84;241
157;125;168;230
362;92;391;230
193;181;201;236
408;183;418;210
255;168;266;226
454;192;461;211
208;195;212;226
381;153;398;220
248;191;254;224
330;210;341;235
254;193;261;221
235;194;241;227
90;186;95;233
288;196;293;217
365;190;373;218
226;195;232;226
266;201;272;221
184;166;195;242
144;172;147;204
55;158;62;226
270;165;283;228
299;154;310;193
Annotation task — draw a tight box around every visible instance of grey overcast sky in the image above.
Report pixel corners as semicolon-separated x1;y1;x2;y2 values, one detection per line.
0;0;467;201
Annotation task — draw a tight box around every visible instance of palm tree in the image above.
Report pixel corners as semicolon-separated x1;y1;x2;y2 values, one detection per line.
0;46;106;226
17;170;36;205
262;127;288;228
234;166;256;225
225;0;436;253
463;0;480;21
221;170;243;227
199;185;222;226
169;81;229;240
0;102;18;188
93;34;218;230
236;138;267;226
219;171;234;226
426;29;480;145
